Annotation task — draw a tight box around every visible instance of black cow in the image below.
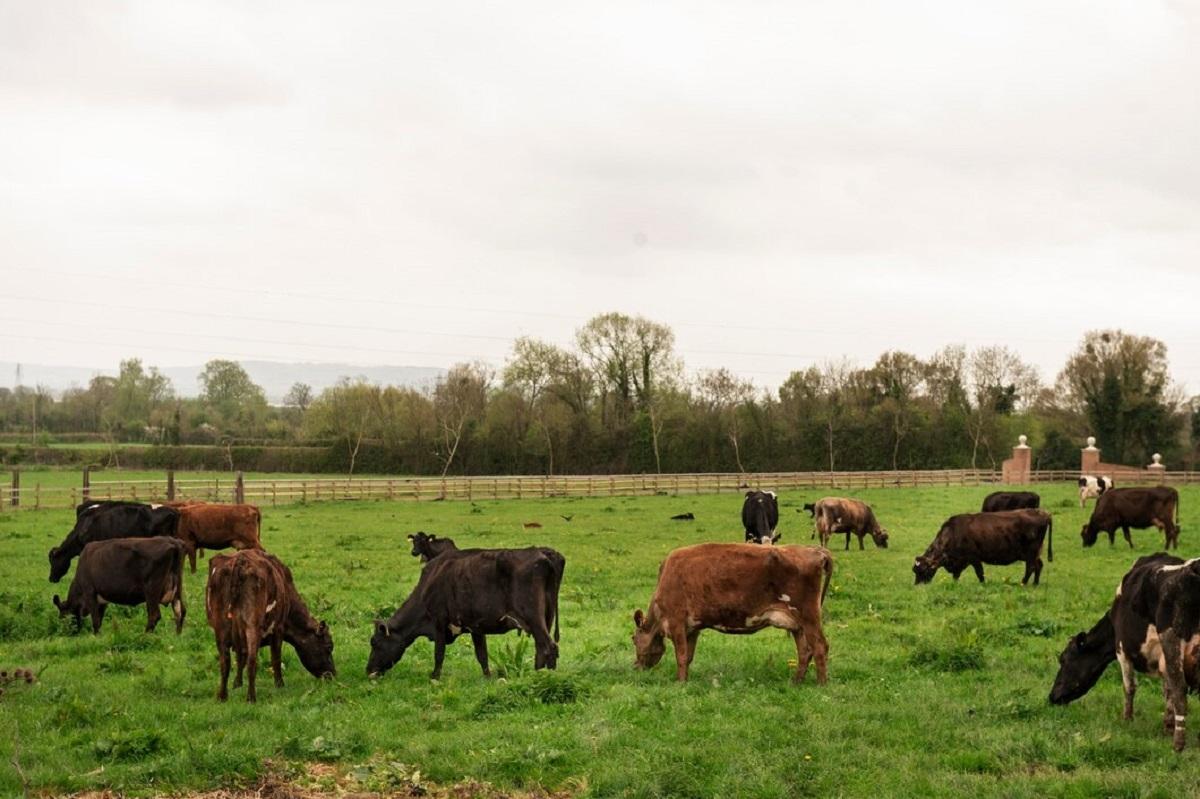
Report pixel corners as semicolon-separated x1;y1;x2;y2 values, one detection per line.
52;536;187;634
1081;487;1180;550
981;491;1041;512
1050;554;1200;752
801;503;817;518
742;490;779;544
407;531;460;562
368;545;565;679
913;509;1053;585
50;502;180;582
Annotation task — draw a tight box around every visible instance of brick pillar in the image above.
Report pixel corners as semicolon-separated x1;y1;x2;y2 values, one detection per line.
1080;436;1100;475
1147;453;1165;484
1002;435;1032;483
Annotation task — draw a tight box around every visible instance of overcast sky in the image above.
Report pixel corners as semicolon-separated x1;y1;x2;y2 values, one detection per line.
2;1;1199;394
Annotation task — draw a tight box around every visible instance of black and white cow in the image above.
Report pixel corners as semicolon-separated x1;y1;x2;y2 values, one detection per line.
1078;475;1113;508
1049;554;1200;751
741;490;779;544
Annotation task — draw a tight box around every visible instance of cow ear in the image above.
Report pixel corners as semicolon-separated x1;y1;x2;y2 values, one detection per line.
375;621;389;637
319;620;328;633
633;609;645;628
745;490;754;497
406;534;414;541
49;546;60;557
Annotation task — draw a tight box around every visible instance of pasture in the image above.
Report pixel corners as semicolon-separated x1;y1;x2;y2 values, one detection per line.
1;484;1197;798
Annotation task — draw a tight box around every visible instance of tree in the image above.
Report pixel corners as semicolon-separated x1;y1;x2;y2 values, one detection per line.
504;338;578;475
870;351;925;470
305;379;379;474
433;362;491;477
284;382;313;412
198;360;268;437
576;312;677;418
1056;330;1182;464
697;368;755;473
965;346;1040;468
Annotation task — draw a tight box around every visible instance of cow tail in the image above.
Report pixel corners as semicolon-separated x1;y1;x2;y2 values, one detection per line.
1046;514;1053;563
819;550;834;607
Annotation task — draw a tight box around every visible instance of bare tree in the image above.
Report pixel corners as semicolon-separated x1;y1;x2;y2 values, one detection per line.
433;362;491;477
504;338;571;475
698;368;755;473
966;346;1041;468
304;378;379;474
820;359;853;472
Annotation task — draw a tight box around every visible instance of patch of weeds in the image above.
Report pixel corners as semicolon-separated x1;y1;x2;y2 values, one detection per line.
52;695;98;730
602;506;616;513
347;759;427;794
98;650;144;674
492;636;531;679
908;631;985;672
1057;498;1074;508
333;534;364;547
470;506;484;514
282;734;355;762
602;546;630;556
343;559;368;576
944;750;1003;774
93;729;168;761
526;671;582;705
108;626;158;652
1016;618;1060;638
1078;738;1155;767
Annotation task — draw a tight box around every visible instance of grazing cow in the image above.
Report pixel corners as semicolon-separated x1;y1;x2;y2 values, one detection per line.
52;537;187;634
632;543;832;683
813;497;889;550
742;490;780;544
1079;475;1114;507
49;502;180;582
913;509;1053;585
981;491;1041;512
670;512;695;521
801;503;817;518
205;550;334;702
1049;554;1200;752
367;544;565;679
1081;487;1180;550
176;503;263;573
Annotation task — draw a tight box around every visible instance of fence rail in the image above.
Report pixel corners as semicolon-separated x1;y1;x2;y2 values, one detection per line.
4;468;1199;512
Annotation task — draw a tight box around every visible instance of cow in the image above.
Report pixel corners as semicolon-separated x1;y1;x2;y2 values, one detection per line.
1081;487;1180;550
742;490;780;544
52;536;187;634
813;497;889;550
367;545;565;679
632;543;832;684
175;503;263;573
1079;475;1114;507
1049;554;1200;752
49;502;180;582
913;509;1053;585
981;491;1041;512
801;503;817;518
205;549;334;702
408;531;459;562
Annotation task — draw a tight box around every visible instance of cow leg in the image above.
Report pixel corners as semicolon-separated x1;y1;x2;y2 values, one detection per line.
1117;650;1137;720
145;600;161;633
431;631;446;680
187;544;198;574
1122;526;1133;549
471;632;491;677
670;629;691;681
233;648;245;688
791;629;811;683
271;635;284;688
802;621;829;685
91;603;107;634
1107;529;1115;546
858;532;865;551
217;636;231;701
530;624;557;671
972;562;985;583
843;532;850;551
1162;633;1189;751
1032;557;1043;586
685;630;700;666
172;598;185;635
245;632;260;703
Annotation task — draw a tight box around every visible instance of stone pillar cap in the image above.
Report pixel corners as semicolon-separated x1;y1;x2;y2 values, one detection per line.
1084;436;1098;450
1016;435;1029;449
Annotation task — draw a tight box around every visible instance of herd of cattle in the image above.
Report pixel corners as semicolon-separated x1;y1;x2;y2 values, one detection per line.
37;479;1198;751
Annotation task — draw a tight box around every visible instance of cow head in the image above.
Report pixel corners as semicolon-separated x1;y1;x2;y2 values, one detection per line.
912;555;939;584
48;546;71;583
367;619;410;677
291;619;336;679
873;528;890;549
744;491;778;545
1080;522;1099;547
408;532;435;561
631;609;665;670
1049;615;1116;705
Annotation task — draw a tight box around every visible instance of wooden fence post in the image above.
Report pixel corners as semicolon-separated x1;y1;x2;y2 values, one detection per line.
167;469;175;501
11;470;19;508
235;471;245;504
82;466;90;500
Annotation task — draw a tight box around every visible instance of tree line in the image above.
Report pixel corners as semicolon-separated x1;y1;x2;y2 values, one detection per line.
2;317;1197;475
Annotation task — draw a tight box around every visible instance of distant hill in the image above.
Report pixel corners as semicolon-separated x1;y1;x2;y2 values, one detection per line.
0;360;446;403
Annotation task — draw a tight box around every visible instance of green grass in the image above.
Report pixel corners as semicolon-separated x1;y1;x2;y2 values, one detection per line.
1;485;1197;797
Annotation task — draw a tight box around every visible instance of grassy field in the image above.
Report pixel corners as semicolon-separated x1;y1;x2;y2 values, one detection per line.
1;485;1197;798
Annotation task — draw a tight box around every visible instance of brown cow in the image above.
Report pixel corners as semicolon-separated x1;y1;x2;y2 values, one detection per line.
812;497;889;550
176;504;262;573
632;543;832;684
914;509;1053;585
1081;487;1180;550
205;549;334;702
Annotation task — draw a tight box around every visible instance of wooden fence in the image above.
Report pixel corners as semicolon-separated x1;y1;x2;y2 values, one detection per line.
3;468;1199;512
